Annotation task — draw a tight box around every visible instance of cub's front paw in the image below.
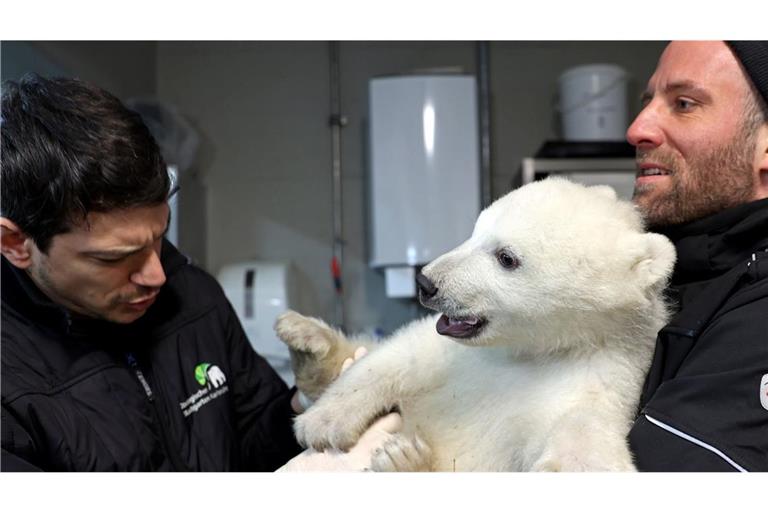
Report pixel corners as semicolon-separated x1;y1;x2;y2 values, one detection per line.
274;310;337;356
275;311;355;401
293;400;371;452
370;433;433;472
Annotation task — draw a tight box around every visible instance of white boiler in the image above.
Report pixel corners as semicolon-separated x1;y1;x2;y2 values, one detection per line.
368;74;481;297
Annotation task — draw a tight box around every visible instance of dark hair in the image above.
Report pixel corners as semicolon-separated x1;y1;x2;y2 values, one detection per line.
1;74;169;252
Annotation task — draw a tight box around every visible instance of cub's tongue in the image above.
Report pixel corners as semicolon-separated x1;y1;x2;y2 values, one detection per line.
436;314;482;338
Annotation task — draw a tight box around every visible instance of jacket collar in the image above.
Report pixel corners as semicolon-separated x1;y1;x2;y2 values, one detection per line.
655;197;768;286
1;238;189;337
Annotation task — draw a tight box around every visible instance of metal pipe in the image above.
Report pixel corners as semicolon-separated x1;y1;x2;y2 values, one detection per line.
476;41;493;207
329;41;346;329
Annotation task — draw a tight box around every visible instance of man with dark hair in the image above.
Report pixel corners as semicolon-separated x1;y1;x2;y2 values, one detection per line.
0;75;306;470
626;41;768;471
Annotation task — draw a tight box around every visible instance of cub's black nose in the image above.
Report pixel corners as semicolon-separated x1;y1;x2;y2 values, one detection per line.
416;273;438;299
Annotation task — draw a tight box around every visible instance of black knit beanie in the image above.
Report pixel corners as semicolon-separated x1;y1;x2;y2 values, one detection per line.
728;41;768;108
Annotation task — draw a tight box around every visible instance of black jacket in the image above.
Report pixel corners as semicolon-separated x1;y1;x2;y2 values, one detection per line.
629;198;768;471
1;240;302;471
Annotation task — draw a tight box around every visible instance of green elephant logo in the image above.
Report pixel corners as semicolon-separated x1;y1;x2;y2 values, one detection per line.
195;363;211;386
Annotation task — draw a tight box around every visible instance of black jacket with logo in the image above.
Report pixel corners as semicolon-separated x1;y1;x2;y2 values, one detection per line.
629;198;768;471
1;240;302;471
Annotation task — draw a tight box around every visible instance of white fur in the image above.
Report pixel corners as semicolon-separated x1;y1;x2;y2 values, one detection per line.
289;178;676;471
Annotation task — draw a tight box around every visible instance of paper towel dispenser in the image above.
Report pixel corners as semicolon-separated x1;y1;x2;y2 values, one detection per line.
217;261;296;385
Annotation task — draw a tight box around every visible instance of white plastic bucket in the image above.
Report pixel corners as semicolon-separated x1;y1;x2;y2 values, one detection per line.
558;64;628;141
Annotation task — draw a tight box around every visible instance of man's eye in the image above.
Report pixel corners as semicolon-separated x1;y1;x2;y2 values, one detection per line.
675;98;697;111
94;256;125;264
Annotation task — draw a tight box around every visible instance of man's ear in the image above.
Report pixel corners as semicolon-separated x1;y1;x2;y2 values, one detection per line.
0;218;34;269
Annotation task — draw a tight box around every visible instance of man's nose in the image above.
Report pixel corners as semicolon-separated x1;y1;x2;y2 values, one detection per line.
131;249;166;288
626;103;664;150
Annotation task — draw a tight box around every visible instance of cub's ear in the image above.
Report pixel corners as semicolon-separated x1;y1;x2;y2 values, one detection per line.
626;232;676;289
589;185;618;201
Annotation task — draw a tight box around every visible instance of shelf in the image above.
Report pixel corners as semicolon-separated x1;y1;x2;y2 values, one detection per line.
522;157;636;185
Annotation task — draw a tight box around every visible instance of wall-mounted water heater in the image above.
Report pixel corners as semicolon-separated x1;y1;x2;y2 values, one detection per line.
368;74;481;298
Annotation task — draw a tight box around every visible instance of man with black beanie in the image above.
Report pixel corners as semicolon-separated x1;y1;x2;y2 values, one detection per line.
626;41;768;471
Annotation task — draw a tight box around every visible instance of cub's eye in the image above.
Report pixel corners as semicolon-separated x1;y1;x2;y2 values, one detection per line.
496;249;520;270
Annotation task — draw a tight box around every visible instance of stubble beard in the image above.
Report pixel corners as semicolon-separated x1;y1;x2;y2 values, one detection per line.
29;258;141;323
633;130;756;229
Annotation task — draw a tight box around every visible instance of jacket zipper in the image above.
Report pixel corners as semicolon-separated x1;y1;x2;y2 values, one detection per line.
126;352;188;471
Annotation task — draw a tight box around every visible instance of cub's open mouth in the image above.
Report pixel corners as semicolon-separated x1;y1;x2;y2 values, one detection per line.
436;314;487;339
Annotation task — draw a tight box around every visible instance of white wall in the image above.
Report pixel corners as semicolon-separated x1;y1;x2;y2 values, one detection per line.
156;42;335;323
3;40;669;335
156;42;481;334
156;41;666;335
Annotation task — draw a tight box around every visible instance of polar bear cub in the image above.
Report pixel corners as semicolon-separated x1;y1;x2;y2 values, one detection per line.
276;178;675;471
